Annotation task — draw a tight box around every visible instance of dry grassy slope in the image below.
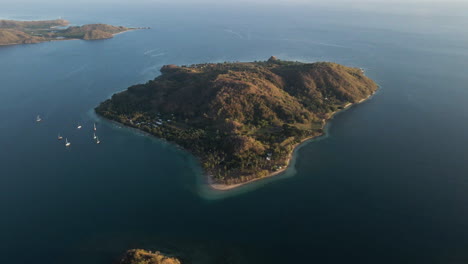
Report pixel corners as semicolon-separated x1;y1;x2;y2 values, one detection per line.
273;62;377;103
83;29;114;40
79;24;128;34
0;29;44;45
208;68;310;125
109;61;377;127
119;249;181;264
0;20;128;45
62;24;128;39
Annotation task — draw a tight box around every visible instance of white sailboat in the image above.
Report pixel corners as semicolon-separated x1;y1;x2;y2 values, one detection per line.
65;138;71;147
93;133;97;140
58;133;63;140
96;136;100;144
94;123;97;131
36;115;42;122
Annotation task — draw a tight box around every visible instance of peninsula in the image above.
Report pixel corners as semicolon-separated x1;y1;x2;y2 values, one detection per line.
0;19;141;46
96;57;378;188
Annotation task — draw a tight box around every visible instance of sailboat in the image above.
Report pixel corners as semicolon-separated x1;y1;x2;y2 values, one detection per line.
96;136;100;144
58;134;63;140
93;133;97;140
36;115;42;122
93;123;97;131
65;138;71;147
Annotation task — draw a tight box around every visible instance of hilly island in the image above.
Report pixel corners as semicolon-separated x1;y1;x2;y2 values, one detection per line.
0;19;140;46
119;249;181;264
96;57;378;188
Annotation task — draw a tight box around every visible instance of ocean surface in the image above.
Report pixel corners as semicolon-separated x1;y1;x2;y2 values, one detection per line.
1;2;468;263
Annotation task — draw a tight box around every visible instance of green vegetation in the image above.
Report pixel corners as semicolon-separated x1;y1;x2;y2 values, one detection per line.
96;57;378;185
58;24;129;40
0;19;133;46
119;249;181;264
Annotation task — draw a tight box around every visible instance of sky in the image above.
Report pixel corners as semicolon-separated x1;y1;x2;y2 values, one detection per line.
1;0;468;19
2;0;467;8
1;0;467;3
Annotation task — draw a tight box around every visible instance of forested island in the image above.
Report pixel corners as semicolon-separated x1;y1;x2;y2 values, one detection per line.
0;19;141;46
96;57;378;188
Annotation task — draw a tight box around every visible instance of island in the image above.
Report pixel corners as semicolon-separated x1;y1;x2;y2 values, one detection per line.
96;57;378;189
0;19;142;46
119;249;181;264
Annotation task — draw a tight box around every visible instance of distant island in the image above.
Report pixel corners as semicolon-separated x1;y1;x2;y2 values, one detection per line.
0;19;145;46
119;249;181;264
96;57;378;189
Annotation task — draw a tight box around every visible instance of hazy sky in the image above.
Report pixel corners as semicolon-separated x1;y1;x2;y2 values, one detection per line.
1;0;467;3
2;0;467;7
2;0;467;19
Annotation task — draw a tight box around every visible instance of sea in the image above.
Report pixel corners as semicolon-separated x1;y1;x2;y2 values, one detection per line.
1;1;468;263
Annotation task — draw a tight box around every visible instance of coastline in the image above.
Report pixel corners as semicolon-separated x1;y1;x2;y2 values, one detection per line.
207;92;375;191
205;134;314;191
95;90;375;193
0;27;142;47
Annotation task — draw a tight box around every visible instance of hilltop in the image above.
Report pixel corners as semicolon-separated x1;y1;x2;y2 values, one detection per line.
59;24;130;40
96;57;378;187
0;19;138;46
119;249;181;264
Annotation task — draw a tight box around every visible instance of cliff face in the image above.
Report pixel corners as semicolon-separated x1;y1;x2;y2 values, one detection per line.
96;59;378;184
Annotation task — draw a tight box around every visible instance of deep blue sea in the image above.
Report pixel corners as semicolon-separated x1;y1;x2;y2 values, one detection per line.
1;2;468;263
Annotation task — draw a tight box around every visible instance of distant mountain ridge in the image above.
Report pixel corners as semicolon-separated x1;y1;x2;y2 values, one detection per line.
96;58;378;186
0;19;69;29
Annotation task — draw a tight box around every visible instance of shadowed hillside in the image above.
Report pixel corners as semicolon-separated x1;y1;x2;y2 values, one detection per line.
96;57;378;185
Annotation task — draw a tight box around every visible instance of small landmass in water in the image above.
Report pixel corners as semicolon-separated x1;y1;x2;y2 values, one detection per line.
96;57;378;189
0;18;147;46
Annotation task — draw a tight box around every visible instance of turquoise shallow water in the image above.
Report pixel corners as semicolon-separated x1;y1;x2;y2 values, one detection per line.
1;2;468;263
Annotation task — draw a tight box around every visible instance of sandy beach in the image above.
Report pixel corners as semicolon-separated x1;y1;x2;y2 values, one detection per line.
207;92;375;191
